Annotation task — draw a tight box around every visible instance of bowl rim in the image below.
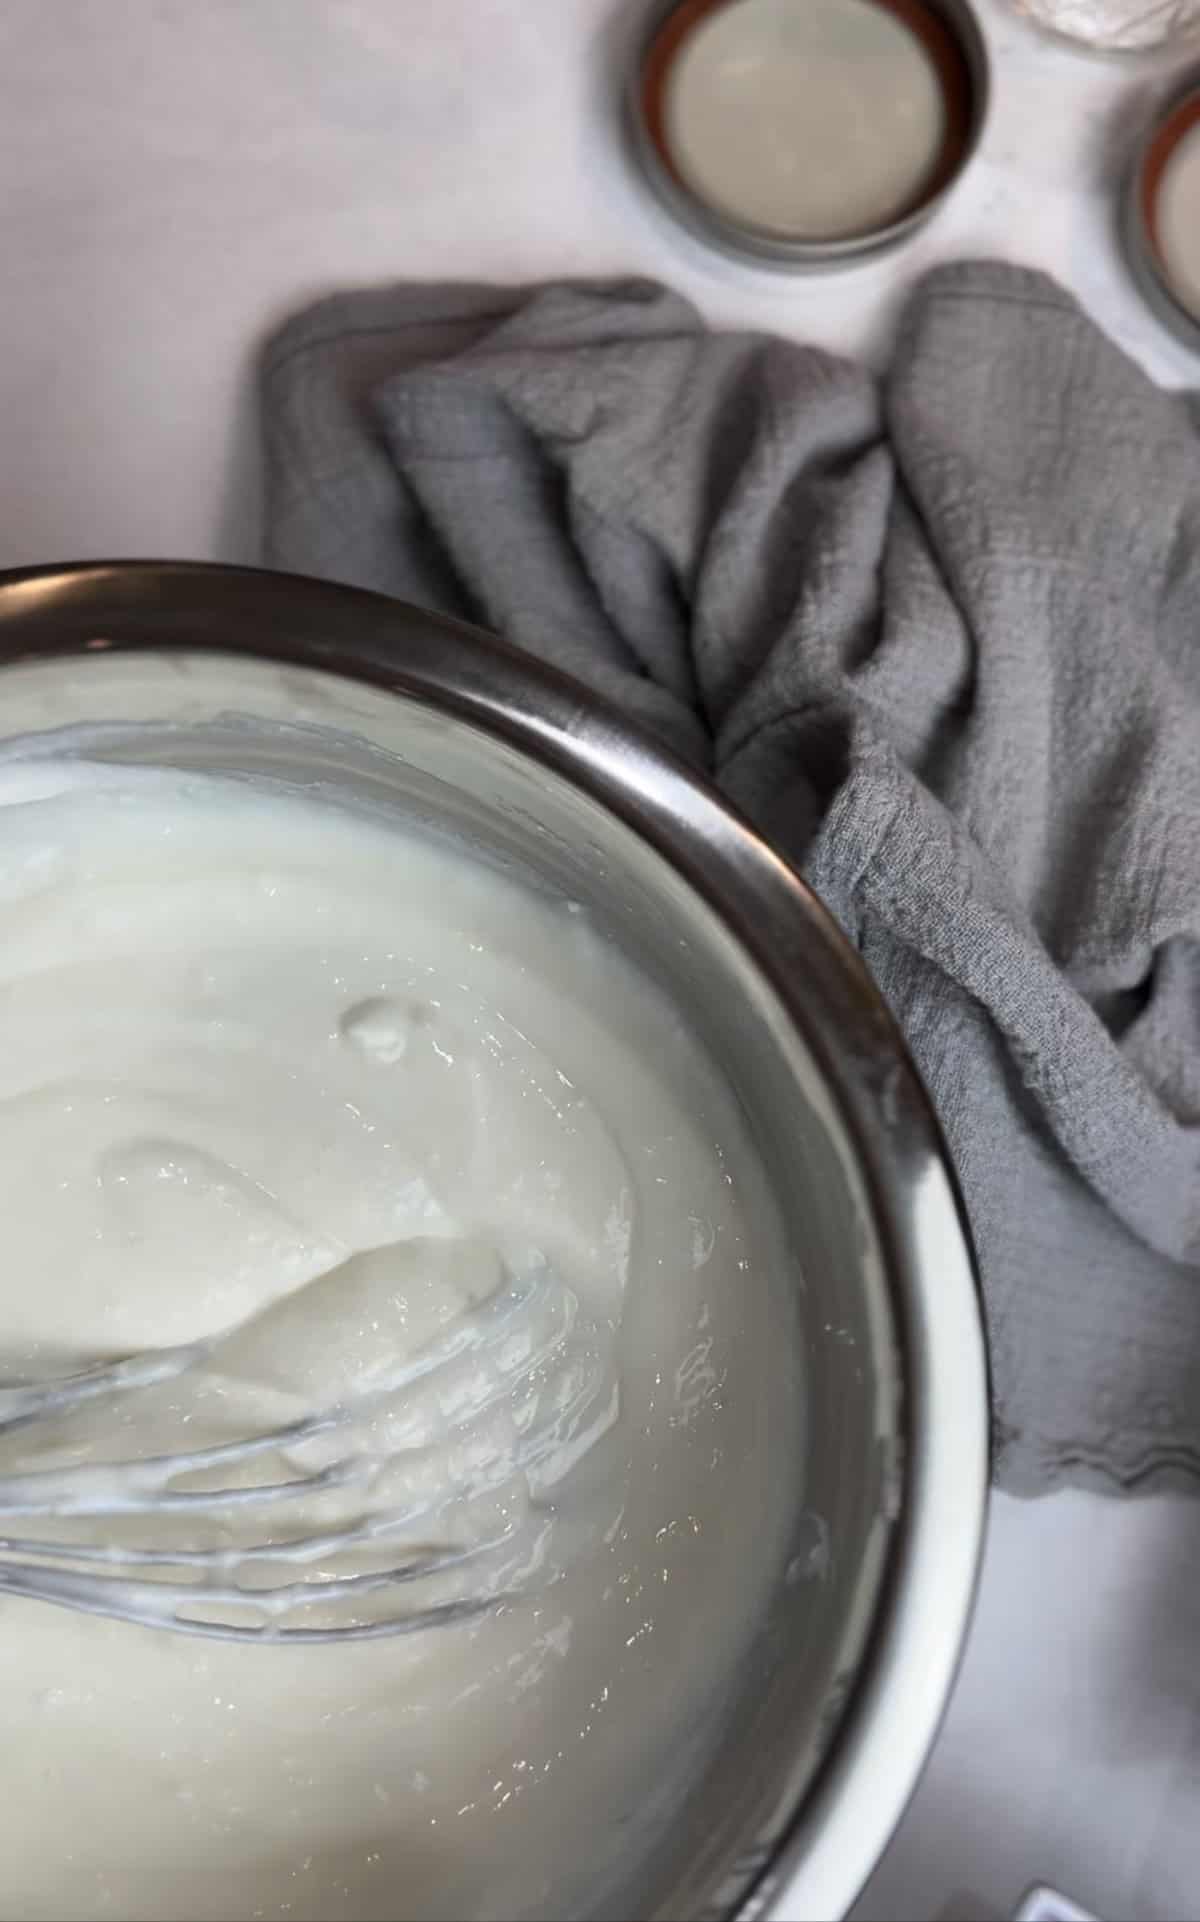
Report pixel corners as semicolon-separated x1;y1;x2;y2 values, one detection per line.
0;558;988;1921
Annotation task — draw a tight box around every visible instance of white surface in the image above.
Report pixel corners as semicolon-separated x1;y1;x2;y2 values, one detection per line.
663;0;947;240
0;3;1199;1919
856;1491;1200;1922
1014;1887;1098;1922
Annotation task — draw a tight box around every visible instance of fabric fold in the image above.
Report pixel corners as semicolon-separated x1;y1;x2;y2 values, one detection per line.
262;260;1200;1496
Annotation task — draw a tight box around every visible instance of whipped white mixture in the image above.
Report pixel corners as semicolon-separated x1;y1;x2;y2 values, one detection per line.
0;752;800;1920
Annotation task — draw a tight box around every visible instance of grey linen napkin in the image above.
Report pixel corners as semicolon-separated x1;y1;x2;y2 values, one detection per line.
261;261;1200;1498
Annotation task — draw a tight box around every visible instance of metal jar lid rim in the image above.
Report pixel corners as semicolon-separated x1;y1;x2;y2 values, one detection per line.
626;0;989;268
1124;71;1200;354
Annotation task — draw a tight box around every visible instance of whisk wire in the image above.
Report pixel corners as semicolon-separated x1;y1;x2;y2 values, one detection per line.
0;1259;617;1643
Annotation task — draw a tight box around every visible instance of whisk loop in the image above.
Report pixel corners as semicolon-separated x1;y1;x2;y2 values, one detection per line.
0;1252;618;1642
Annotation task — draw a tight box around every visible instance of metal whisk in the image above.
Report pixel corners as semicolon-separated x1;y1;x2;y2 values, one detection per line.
0;1252;618;1644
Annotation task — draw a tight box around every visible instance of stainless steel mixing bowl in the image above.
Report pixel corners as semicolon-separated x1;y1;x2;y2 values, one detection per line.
0;560;987;1922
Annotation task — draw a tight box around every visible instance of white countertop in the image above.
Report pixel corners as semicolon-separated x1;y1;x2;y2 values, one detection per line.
2;4;1200;1918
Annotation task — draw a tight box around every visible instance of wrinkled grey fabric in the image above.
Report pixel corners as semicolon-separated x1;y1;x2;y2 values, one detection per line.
261;262;1200;1497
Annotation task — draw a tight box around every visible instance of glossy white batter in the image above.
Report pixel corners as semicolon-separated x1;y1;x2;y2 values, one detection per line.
0;757;800;1921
